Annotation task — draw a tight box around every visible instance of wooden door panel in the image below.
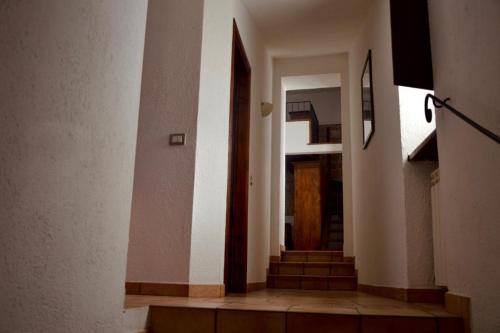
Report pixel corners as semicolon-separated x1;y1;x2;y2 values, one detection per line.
294;161;322;250
224;20;251;294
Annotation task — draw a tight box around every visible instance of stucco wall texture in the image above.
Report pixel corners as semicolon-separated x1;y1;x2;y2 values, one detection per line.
349;0;439;290
429;0;500;331
349;0;409;289
126;0;204;284
0;0;148;332
124;0;272;286
399;87;437;289
190;0;272;285
349;5;500;328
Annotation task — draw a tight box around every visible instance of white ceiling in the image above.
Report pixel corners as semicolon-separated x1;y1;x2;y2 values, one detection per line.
240;0;371;57
282;73;342;91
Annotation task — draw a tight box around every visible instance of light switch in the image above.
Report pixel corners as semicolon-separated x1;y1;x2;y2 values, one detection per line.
169;133;185;146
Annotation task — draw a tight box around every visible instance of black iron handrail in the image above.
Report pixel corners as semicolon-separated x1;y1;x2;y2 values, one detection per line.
286;101;319;125
425;94;500;144
287;100;312;113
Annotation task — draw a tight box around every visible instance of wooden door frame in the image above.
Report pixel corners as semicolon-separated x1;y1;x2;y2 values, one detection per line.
224;20;251;294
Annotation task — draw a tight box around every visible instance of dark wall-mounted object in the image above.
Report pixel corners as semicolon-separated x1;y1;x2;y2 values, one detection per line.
169;133;185;146
361;50;375;149
390;0;434;90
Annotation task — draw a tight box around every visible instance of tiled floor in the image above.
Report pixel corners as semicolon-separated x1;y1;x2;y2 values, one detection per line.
125;289;462;333
125;288;453;317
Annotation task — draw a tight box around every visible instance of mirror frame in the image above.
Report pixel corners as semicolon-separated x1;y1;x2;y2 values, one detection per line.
361;49;375;149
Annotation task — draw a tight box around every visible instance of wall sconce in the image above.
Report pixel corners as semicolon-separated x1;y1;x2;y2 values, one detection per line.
261;102;273;117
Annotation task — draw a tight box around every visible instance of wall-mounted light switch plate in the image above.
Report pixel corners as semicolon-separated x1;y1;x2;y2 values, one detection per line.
169;133;185;146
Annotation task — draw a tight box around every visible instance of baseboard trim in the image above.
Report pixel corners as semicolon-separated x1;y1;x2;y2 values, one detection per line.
445;292;471;333
189;284;225;297
358;284;446;304
246;282;266;292
126;282;225;298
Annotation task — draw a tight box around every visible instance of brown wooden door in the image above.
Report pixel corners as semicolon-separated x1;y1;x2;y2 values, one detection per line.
224;21;251;294
293;161;322;250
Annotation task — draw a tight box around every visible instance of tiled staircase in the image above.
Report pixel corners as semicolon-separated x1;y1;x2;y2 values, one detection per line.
267;251;357;291
324;214;343;250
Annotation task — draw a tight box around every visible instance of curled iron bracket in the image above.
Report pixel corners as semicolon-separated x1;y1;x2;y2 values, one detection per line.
424;94;500;144
425;94;450;122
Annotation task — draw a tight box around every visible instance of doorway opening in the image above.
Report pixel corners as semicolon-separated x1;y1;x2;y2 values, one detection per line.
224;21;251;294
283;83;344;251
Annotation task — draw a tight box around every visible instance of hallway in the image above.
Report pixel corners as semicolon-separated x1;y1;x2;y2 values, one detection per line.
1;0;499;332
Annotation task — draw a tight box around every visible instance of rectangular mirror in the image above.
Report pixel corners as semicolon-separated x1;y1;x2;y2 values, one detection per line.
361;50;375;149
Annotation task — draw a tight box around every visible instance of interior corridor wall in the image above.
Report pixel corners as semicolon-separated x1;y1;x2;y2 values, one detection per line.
428;1;500;331
0;1;148;331
271;54;352;257
399;87;437;288
126;0;204;284
349;0;452;292
189;0;272;285
348;0;409;288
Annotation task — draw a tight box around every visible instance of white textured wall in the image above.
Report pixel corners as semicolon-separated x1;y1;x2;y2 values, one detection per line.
271;54;352;256
0;1;148;332
190;0;272;285
126;0;204;284
233;0;273;285
348;0;409;287
428;0;500;331
189;0;233;285
285;121;343;155
399;87;437;288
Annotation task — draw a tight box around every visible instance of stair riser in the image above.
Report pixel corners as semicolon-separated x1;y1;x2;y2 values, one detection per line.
282;254;344;263
270;264;355;277
267;277;357;291
150;307;464;333
282;255;353;263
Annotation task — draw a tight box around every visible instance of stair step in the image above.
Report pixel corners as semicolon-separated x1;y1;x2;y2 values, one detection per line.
269;262;355;277
281;251;344;263
149;303;464;333
267;274;357;291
